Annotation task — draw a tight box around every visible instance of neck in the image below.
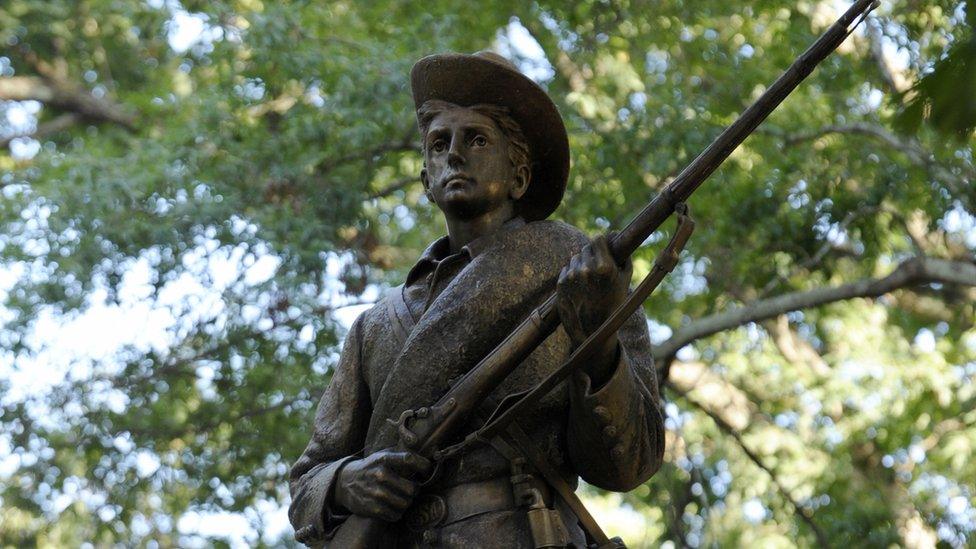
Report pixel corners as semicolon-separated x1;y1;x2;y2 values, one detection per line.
444;202;516;253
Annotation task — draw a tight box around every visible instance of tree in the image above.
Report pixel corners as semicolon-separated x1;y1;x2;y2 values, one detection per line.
1;0;973;547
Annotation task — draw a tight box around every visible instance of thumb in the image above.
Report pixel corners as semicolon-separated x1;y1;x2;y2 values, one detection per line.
556;293;588;343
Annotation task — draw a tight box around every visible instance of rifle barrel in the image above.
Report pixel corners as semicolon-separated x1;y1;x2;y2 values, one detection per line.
332;2;878;544
421;0;877;455
612;0;878;259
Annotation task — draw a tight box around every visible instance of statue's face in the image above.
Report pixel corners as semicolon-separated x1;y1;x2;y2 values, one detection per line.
421;107;526;221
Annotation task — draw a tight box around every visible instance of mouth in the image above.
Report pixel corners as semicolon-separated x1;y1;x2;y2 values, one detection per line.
444;175;474;189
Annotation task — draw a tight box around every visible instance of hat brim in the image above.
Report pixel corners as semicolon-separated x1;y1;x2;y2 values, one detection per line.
411;53;569;221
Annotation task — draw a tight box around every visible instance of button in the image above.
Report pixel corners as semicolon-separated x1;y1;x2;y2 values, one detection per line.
593;406;612;424
603;426;617;439
611;444;626;460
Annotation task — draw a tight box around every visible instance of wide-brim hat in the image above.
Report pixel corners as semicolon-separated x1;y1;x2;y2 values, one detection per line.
410;51;569;221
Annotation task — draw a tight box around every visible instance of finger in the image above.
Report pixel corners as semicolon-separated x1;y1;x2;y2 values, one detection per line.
573;252;590;280
379;472;418;500
563;254;580;283
555;292;574;324
581;240;596;263
372;496;410;522
571;253;582;273
555;289;572;322
384;490;413;516
357;487;397;521
591;237;614;275
376;507;401;523
370;483;412;509
593;235;614;262
402;451;434;476
556;265;578;323
563;311;587;343
385;451;433;477
592;233;610;252
583;242;598;269
557;299;587;343
555;279;574;313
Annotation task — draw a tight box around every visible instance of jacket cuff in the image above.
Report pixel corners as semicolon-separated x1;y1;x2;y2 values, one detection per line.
570;345;641;461
573;344;634;403
293;455;358;546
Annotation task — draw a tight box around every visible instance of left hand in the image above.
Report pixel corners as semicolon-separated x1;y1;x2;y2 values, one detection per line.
555;235;632;381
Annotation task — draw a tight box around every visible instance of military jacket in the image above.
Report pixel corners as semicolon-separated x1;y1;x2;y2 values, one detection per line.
289;219;665;547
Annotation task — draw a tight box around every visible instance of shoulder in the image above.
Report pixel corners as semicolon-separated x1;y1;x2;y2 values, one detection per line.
336;292;401;377
339;290;397;343
480;219;589;275
516;219;590;256
506;219;589;248
523;219;589;243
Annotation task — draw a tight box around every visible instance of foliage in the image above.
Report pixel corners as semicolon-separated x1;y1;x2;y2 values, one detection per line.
896;2;976;139
0;0;973;547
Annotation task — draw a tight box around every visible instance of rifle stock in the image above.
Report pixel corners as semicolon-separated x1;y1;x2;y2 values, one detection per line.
328;1;878;545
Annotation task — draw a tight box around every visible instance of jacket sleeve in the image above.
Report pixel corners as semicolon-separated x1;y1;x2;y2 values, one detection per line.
289;314;371;546
565;307;666;491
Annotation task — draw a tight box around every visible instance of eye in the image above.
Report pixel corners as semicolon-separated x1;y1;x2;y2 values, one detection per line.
471;135;488;147
430;139;447;153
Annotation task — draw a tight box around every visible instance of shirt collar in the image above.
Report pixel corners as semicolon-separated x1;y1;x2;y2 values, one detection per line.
405;216;526;286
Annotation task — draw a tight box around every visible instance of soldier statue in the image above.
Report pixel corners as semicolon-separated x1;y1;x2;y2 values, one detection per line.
288;51;665;548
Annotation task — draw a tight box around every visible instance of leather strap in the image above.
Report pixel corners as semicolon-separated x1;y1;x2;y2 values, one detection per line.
497;424;619;548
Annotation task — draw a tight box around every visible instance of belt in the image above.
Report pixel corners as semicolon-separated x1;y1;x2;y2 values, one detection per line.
403;477;517;531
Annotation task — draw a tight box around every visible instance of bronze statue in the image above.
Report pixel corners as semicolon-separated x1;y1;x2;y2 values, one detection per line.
289;51;665;548
288;2;878;544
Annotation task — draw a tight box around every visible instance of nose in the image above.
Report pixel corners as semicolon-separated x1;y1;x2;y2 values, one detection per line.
447;136;465;168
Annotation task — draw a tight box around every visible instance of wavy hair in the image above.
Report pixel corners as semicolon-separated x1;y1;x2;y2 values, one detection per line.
417;100;531;184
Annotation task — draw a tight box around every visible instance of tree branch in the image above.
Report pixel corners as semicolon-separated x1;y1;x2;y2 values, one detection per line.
367;175;420;200
190;397;304;436
780;122;911;153
667;360;757;431
316;125;420;178
758;204;880;297
0;75;135;130
0;112;82;148
765;315;832;377
768;122;971;197
759;203;940;299
308;298;378;317
674;386;831;547
655;256;976;364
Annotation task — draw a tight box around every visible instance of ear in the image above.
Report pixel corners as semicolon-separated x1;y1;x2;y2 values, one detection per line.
509;164;530;200
421;168;434;200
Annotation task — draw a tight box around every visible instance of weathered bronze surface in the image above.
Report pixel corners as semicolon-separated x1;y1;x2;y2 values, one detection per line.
288;51;665;547
288;2;877;542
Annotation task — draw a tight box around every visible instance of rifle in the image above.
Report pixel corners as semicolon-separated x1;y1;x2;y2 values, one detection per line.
332;1;878;546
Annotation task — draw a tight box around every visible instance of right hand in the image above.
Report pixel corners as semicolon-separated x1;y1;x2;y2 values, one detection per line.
333;449;433;522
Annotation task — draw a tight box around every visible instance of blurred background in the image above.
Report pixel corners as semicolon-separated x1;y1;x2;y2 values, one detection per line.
1;0;974;547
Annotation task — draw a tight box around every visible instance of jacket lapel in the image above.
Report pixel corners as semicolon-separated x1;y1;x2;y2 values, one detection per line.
365;220;587;451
